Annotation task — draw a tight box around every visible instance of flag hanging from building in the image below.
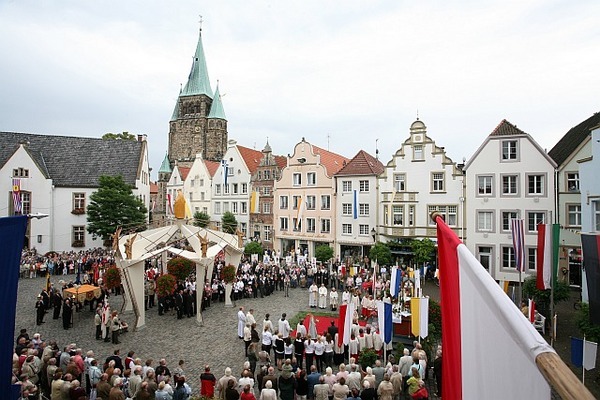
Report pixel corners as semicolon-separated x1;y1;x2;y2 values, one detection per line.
390;265;401;298
528;299;536;323
376;300;393;344
435;213;553;399
337;301;356;347
582;233;600;325
571;337;598;371
353;189;358;219
295;196;305;230
250;190;259;214
536;223;560;290
511;218;525;272
221;159;228;186
410;297;428;338
12;178;22;214
166;193;174;215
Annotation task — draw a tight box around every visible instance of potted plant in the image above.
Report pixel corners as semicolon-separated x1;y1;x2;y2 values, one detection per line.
155;274;178;297
167;257;195;281
358;348;378;370
104;265;121;290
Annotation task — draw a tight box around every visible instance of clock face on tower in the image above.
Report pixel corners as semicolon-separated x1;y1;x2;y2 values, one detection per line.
194;126;201;132
414;135;422;142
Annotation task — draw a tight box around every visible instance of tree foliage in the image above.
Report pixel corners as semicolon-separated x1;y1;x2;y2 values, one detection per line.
315;244;334;264
155;274;177;297
369;242;392;266
522;276;570;315
102;131;137;141
244;241;263;257
411;238;436;266
576;303;600;342
221;211;238;234
87;175;147;242
193;211;211;228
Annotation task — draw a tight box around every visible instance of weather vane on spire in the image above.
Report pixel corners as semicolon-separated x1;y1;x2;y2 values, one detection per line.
199;15;203;31
416;109;419;120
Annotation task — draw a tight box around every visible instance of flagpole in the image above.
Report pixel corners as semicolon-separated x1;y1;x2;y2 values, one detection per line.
582;335;586;385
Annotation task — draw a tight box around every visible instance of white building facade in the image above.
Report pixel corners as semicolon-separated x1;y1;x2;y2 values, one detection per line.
464;120;557;282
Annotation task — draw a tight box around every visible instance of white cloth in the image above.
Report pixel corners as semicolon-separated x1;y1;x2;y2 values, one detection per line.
309;284;318;307
278;318;291;338
330;290;339;307
318;286;328;308
238;310;246;338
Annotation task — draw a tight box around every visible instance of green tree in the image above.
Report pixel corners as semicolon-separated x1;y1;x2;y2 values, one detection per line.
87;175;147;243
369;242;392;266
102;131;137;141
315;244;334;264
411;238;436;266
522;276;570;316
244;241;263;257
221;211;238;234
193;211;211;228
576;303;600;342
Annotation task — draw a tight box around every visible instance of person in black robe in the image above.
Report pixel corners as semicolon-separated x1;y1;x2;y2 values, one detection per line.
52;291;63;319
62;299;72;330
35;296;45;325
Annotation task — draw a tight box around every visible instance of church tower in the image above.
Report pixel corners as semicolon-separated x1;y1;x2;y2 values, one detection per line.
168;23;228;167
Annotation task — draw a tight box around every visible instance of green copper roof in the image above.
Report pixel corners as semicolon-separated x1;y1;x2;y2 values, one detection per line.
158;152;172;173
182;29;213;97
170;88;181;121
208;84;226;120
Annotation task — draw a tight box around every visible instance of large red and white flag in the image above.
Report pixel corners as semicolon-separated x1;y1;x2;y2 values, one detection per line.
337;301;356;347
436;214;553;399
536;223;560;290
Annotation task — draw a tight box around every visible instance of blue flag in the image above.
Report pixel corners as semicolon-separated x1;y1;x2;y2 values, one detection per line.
571;337;583;368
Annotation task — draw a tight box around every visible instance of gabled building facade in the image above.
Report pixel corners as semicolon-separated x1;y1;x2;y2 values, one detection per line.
377;119;464;262
183;154;219;219
166;164;190;217
464;120;557;282
548;112;600;287
334;150;384;262
212;140;262;235
248;141;286;250
272;138;349;258
0;132;150;252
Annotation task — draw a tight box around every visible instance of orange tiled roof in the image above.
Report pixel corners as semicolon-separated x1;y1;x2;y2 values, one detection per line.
179;166;191;181
150;182;158;194
237;145;264;174
335;150;384;176
312;145;350;176
204;160;220;177
275;155;287;169
489;119;528;136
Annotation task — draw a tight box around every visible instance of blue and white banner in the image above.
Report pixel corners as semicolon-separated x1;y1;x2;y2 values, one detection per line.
221;159;228;186
353;189;357;219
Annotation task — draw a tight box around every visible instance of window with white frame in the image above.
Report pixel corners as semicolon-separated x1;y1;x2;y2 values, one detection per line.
502;211;518;232
502;140;518;160
242;183;248;194
12;167;29;177
241;202;247;214
477;211;493;232
73;226;85;246
342;203;352;216
527;211;545;232
478;246;492;270
257;171;262;180
280;217;288;231
263;186;271;196
393;205;403;226
214;202;221;214
306;195;316;210
307;172;316;186
321;195;331;210
240;223;247;235
394;173;406;191
359;180;369;192
342;181;352;192
293;173;302;186
432;172;445;192
527;248;537;271
427;205;457;226
321;219;331;233
414;145;424;160
280;196;288;210
264;226;271;241
263;202;271;214
359;224;370;235
384;206;389;225
502;246;515;268
567;204;581;227
224;184;230;194
73;193;86;212
232;183;238;194
594;201;600;232
306;218;316;233
202;207;208;214
215;184;221;195
567;172;579;192
292;218;302;232
293;196;301;210
527;174;545;196
478;175;493;195
264;170;271;180
408;205;415;226
342;224;352;234
227;166;234;176
223;202;230;213
502;175;518;195
359;204;369;216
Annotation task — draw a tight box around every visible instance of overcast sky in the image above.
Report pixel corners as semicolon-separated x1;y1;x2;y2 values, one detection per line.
1;1;598;179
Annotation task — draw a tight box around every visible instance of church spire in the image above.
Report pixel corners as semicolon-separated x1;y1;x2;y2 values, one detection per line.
208;83;226;119
181;20;213;97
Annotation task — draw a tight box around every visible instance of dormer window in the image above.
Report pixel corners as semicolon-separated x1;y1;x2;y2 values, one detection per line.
12;168;29;178
502;140;518;161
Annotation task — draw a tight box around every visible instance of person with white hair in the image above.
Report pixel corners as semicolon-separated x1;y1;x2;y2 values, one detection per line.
217;367;237;400
109;377;125;399
377;374;394;400
398;348;412;392
259;380;277;400
360;380;376;400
